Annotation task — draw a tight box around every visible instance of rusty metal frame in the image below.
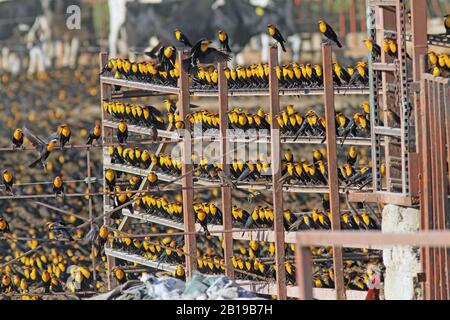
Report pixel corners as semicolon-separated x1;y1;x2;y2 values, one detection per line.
178;52;196;278
268;46;287;300
217;62;234;279
322;44;346;300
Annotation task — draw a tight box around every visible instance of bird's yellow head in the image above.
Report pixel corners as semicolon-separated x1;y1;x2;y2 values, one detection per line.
267;24;276;36
200;39;212;52
47;139;58;151
174;28;181;40
218;30;227;42
164;46;174;58
318;20;327;33
13;128;23;140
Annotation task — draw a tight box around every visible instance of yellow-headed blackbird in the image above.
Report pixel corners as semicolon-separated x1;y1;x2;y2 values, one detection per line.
46;221;72;241
283;209;297;231
53;176;64;196
23;127;58;169
0;217;10;233
174;28;192;47
117;120;128;143
112;266;127;284
105;169;116;191
57;124;71;148
147;172;158;188
86;122;102;145
218;30;232;53
183;39;231;73
172;265;185;280
2;169;13;194
158;46;177;73
363;39;381;59
318;20;342;48
12;128;24;148
267;24;287;52
347;146;358;166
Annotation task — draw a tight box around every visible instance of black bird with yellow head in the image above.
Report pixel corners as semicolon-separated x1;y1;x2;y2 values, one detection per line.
267;24;287;52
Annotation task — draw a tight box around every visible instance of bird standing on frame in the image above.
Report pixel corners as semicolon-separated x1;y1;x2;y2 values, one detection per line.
12;128;24;149
182;39;231;73
2;169;13;195
117;120;128;144
53;176;64;197
267;24;287;52
218;30;232;53
86;122;102;145
174;28;192;47
46;221;72;241
318;20;342;48
363;38;381;59
57;124;71;148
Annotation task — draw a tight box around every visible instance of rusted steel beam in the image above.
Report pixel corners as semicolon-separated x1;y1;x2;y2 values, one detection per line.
296;231;450;247
322;44;346;300
268;46;287;300
100;52;116;291
218;62;234;279
178;52;196;279
295;244;313;300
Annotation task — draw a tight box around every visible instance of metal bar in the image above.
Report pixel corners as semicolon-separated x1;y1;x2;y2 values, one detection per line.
86;148;97;286
322;43;345;300
295;245;313;300
218;62;234;279
178;51;196;279
268;46;287;300
296;231;450;246
100;76;180;95
99;52;116;291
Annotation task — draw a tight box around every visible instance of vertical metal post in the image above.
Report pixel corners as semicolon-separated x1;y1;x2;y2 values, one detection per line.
419;56;433;300
295;242;313;300
268;46;287;300
86;148;97;286
178;52;196;278
218;62;234;279
99;52;116;290
322;44;345;300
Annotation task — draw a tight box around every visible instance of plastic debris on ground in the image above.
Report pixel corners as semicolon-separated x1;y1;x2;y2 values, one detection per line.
87;273;265;300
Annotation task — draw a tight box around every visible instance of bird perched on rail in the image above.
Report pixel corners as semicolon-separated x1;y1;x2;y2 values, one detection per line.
56;124;71;148
86;122;102;145
0;216;10;234
318;20;342;48
218;30;232;53
117;120;128;144
267;24;287;52
12;128;24;149
53;176;64;197
22;127;58;169
174;28;192;48
182;39;231;73
363;38;381;59
47;221;72;241
2;169;14;195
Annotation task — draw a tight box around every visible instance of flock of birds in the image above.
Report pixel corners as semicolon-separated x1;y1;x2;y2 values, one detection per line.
5;12;449;298
101;21;372;91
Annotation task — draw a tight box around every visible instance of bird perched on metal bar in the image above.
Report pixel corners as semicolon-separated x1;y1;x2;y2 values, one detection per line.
267;24;287;52
218;30;232;53
53;176;64;197
86;122;101;145
363;38;381;59
174;28;192;48
11;128;24;149
116;120;128;144
2;169;14;195
444;14;450;35
182;39;231;74
46;221;72;241
318;20;342;48
56;124;71;148
22;127;58;169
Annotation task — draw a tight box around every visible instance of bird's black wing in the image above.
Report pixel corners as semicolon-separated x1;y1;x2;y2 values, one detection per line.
22;127;45;148
199;48;232;65
144;42;163;59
